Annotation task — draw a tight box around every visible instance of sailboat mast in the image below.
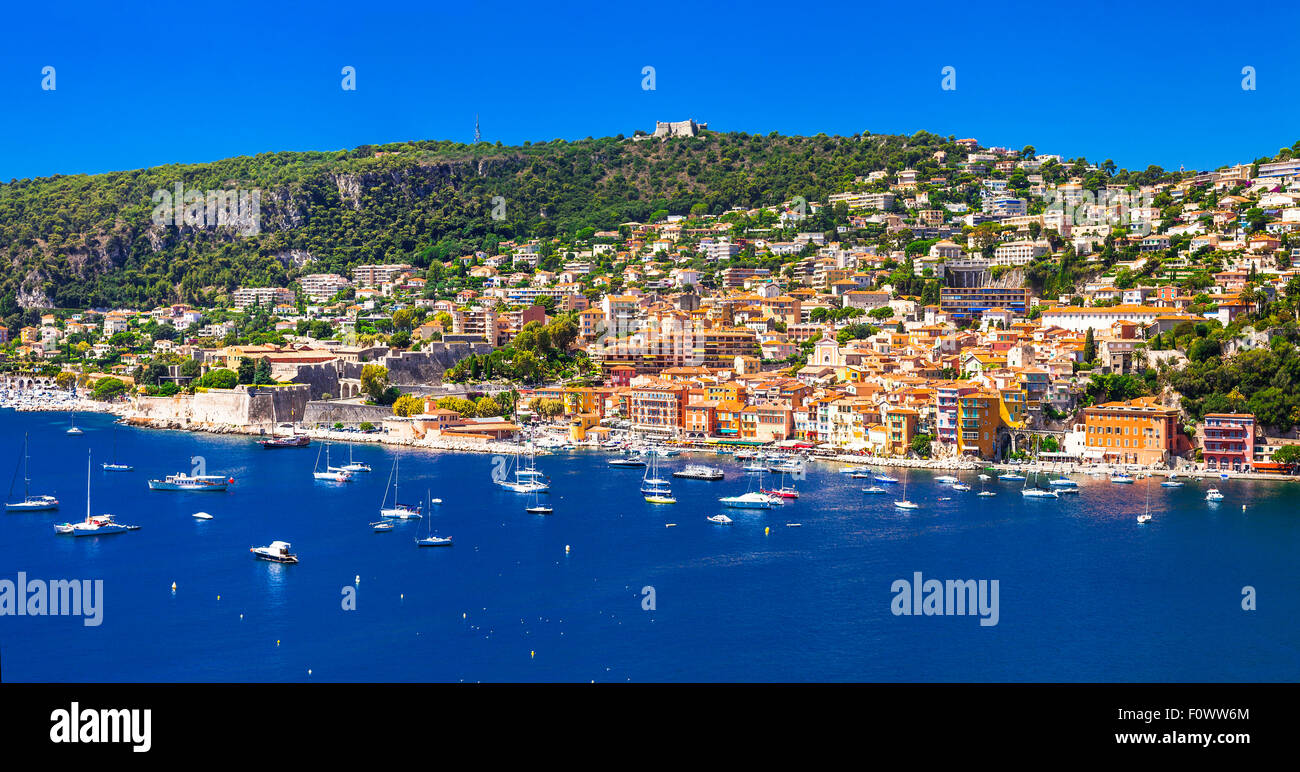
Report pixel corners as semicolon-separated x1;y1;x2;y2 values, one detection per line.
85;449;91;522
24;433;31;499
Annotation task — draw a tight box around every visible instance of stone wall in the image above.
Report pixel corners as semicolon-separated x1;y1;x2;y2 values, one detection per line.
340;342;494;386
130;384;311;431
301;401;396;428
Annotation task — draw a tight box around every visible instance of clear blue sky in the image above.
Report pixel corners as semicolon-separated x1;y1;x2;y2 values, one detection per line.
1;0;1296;181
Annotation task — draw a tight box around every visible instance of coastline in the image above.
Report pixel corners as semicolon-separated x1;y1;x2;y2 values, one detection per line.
4;393;1296;481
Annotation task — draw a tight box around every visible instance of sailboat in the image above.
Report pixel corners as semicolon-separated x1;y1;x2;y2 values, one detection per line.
1137;476;1153;523
641;452;676;503
339;445;371;473
894;478;919;510
495;440;549;493
312;443;352;482
416;490;453;545
525;485;553;515
719;468;775;509
379;458;421;518
102;426;133;471
761;468;799;499
61;450;134;536
977;476;996;497
1021;471;1059;499
66;413;82;435
6;432;60;511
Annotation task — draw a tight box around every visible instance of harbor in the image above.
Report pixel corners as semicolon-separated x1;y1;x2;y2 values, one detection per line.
2;406;1297;682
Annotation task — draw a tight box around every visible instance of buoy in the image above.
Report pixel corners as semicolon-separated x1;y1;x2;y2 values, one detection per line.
764;526;770;535
308;669;312;676
217;595;220;600
565;545;570;553
171;582;177;591
400;593;404;599
355;575;360;584
240;614;243;619
276;640;280;646
530;650;535;658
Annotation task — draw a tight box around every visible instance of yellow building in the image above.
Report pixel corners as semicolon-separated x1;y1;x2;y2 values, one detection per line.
957;391;1004;459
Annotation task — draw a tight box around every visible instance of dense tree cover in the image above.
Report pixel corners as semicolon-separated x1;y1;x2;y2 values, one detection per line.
194;368;238;389
445;315;585;384
90;377;127;400
0;131;1044;316
1165;337;1300;429
391;394;424;416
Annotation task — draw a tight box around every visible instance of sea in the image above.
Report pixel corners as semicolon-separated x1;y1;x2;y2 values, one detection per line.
1;409;1297;682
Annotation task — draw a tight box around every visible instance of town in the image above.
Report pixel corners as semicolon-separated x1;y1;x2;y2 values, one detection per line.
4;130;1300;477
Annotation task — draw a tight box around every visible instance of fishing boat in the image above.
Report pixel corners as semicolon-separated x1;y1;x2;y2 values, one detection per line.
706;514;733;524
312;444;352;482
102;426;133;471
417;492;454;545
1205;487;1225;502
673;464;724;481
379;458;421;518
258;434;310;449
894;480;919;510
336;445;371;473
6;433;60;511
250;540;298;563
148;472;232;491
66;413;82;435
68;451;134;537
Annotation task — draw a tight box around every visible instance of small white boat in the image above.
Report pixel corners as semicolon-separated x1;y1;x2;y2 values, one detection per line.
978;474;992;481
706;514;733;524
977;491;996;497
644;493;677;504
1021;488;1059;499
192;512;213;520
372;521;394;531
416;535;454;546
719;491;773;509
935;475;958;484
525;505;554;515
1048;477;1077;488
1206;488;1225;502
998;473;1026;482
874;474;899;483
951;483;972;492
66;414;82;435
1110;474;1134;484
894;499;919;510
1160;479;1183;488
378;458;420;517
1137;514;1152;524
251;540;298;562
861;486;887;494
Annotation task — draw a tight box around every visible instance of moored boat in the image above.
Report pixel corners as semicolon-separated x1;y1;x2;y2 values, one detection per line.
251;540;298;563
148;473;232;491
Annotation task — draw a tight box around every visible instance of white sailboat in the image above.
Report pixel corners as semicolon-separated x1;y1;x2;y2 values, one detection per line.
379;457;421;518
417;490;453;545
339;445;371;473
1021;471;1059;499
641;452;676;504
495;440;549;493
63;450;134;536
102;425;133;471
894;478;919;510
312;443;352;482
6;432;59;511
1137;476;1153;523
66;413;82;435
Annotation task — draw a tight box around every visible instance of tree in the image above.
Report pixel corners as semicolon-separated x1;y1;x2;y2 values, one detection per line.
1272;444;1300;465
237;357;255;384
196;368;238;389
1082;328;1096;363
55;371;76;389
436;396;478;417
360;364;390;404
91;377;127;401
392;394;424;417
475;396;503;417
180;358;202;378
253;357;274;385
910;433;932;458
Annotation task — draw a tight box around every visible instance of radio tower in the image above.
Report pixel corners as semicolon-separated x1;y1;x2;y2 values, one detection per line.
474;114;481;144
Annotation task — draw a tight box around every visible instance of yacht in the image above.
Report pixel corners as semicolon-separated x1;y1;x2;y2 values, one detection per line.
719;491;774;509
873;473;899;483
66;414;82;435
102;427;133;471
861;485;887;494
894;480;919;510
935;475;958;484
706;514;733;524
250;541;298;563
607;456;646;468
951;482;972;492
372;521;394;531
416;493;454;545
998;472;1026;482
641;453;677;504
742;463;769;473
1160;475;1183;487
977;490;997;497
1048;476;1077;488
379;458;422;518
978;474;992;481
149;473;232;491
1137;513;1152;524
258;435;310;449
6;432;60;511
338;445;371;472
312;445;352;482
673;464;725;481
67;451;135;537
1205;488;1225;502
1110;473;1134;484
1021;472;1059;499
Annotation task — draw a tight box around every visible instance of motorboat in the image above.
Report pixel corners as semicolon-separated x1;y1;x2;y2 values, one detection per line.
607;457;646;467
977;491;997;497
192;512;213;520
673;465;724;481
149;473;232;491
719;492;774;509
372;521;394;531
873;474;899;483
1206;488;1225;502
1137;514;1152;524
978;474;992;481
861;486;887;494
706;514;733;524
1160;479;1183;488
998;473;1026;482
416;535;454;546
935;475;958;484
1048;477;1077;488
742;463;769;473
951;482;972;492
1110;474;1134;484
251;540;298;563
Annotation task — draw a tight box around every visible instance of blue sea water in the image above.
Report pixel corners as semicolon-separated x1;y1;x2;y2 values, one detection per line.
0;409;1297;682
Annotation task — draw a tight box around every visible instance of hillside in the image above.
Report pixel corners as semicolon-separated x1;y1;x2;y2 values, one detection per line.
0;130;1172;319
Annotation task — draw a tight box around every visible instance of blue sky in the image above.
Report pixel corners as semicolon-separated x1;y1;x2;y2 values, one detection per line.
1;0;1297;181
